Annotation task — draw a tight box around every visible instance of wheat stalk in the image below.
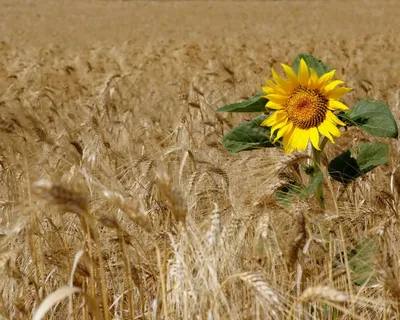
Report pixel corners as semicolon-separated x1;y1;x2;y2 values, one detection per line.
287;208;306;269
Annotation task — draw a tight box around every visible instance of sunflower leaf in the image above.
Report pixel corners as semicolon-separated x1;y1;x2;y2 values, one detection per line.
222;115;276;154
216;92;268;112
275;182;307;207
306;171;324;197
328;150;361;184
293;54;333;77
328;142;388;184
356;142;389;172
347;237;378;286
341;99;398;138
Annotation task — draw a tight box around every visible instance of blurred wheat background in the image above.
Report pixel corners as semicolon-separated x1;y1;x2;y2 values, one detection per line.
0;1;400;319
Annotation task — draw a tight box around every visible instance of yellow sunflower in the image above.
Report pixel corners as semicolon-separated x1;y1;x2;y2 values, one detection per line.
261;59;352;153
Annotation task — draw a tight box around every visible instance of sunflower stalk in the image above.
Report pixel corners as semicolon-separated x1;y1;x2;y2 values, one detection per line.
312;137;328;209
312;147;324;208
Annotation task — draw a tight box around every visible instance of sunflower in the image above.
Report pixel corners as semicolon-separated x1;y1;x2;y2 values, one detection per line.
261;59;352;153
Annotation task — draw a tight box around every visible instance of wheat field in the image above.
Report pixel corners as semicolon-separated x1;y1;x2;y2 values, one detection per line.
0;1;400;319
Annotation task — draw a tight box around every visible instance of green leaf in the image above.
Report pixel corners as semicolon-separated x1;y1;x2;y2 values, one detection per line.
328;150;362;184
356;142;389;172
275;173;324;207
306;171;324;197
293;54;333;77
275;182;307;207
340;99;398;138
222;115;276;154
328;142;388;184
216;92;268;113
347;237;377;286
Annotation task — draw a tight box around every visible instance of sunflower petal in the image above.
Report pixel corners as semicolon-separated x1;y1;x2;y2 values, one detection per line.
271;116;288;137
327;122;340;137
298;59;310;87
273;121;293;143
309;127;320;150
267;94;288;104
281;63;299;86
328;100;349;111
283;127;296;153
320;118;341;137
261;110;286;127
323;80;344;94
326;87;352;100
308;68;319;89
271;68;293;92
317;70;336;89
297;129;310;151
266;101;284;110
262;86;275;94
286;127;300;152
286;127;308;152
326;110;346;126
317;122;334;143
267;80;288;95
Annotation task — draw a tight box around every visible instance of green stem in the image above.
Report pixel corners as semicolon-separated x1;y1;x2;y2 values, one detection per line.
320;136;329;151
312;145;324;209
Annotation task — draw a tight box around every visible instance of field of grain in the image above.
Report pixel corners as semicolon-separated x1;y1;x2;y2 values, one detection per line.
0;1;400;319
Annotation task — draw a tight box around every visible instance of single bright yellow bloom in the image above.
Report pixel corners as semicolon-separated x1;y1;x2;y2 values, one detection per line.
261;59;352;153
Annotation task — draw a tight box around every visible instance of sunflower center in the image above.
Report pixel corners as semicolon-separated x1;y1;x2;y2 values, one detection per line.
286;86;328;130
